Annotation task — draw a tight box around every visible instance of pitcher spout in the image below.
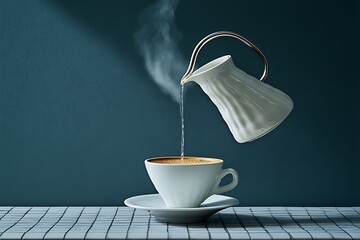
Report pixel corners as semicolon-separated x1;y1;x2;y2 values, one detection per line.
181;55;233;85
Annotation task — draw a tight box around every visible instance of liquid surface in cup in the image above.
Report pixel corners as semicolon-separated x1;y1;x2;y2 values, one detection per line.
149;158;221;164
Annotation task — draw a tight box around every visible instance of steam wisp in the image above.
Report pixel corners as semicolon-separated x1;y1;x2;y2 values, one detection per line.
135;0;186;103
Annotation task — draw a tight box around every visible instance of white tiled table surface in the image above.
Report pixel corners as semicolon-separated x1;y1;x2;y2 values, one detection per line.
0;206;359;239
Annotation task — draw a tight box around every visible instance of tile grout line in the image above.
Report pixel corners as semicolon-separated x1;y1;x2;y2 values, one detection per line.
185;223;190;240
0;207;14;221
232;207;251;240
204;217;211;239
321;208;354;240
21;207;51;240
125;208;135;240
166;221;169;240
250;208;273;240
0;206;15;236
0;206;32;238
285;207;313;240
42;207;68;240
84;207;102;240
62;207;85;240
305;208;335;240
335;207;360;230
146;211;151;240
104;207;119;240
268;208;293;240
352;207;360;215
218;211;231;240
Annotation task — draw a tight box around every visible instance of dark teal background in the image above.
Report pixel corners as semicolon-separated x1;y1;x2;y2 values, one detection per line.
0;0;359;206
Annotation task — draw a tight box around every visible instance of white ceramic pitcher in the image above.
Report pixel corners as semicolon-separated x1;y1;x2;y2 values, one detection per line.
181;31;293;143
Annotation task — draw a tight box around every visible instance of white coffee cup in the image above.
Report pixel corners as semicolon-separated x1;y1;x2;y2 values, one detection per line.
145;156;239;208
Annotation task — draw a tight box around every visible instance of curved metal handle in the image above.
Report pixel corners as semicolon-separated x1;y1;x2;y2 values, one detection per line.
180;31;269;84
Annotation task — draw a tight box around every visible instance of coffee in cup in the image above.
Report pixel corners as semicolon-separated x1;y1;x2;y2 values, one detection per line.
145;156;239;208
149;157;220;164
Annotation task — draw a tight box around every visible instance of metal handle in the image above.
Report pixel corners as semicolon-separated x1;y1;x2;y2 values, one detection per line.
180;31;269;84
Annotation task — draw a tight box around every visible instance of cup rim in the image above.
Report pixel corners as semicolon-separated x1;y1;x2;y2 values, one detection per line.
145;156;223;166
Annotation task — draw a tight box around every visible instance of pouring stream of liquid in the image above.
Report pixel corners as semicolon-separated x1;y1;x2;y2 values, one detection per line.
180;84;185;159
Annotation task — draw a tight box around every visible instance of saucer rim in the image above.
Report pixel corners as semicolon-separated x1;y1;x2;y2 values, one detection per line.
124;193;239;211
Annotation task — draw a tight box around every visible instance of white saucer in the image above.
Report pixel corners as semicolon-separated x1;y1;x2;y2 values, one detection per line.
124;194;239;223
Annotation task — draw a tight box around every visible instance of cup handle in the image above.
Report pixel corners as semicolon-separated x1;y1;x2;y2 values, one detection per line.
211;168;239;195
